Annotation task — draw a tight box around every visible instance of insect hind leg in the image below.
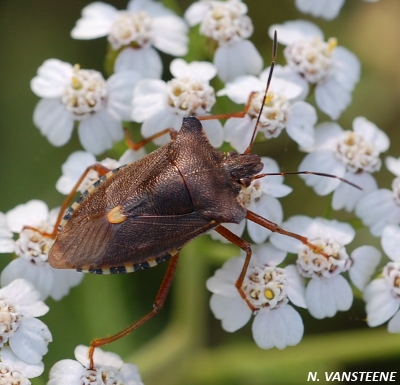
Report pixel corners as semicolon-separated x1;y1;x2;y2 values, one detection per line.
88;252;180;369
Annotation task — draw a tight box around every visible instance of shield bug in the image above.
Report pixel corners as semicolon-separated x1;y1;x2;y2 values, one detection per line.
43;32;358;368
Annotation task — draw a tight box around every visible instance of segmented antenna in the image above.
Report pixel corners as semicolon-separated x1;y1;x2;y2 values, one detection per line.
244;30;277;155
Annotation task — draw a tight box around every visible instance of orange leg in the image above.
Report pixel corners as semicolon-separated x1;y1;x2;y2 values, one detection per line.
124;127;178;150
215;208;330;313
24;163;111;238
88;253;180;369
214;225;256;311
245;210;329;258
197;91;258;122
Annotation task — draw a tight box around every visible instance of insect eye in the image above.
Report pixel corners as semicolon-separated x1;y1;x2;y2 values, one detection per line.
225;151;237;158
240;178;252;187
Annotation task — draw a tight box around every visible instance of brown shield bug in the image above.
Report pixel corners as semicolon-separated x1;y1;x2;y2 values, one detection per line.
42;32;358;367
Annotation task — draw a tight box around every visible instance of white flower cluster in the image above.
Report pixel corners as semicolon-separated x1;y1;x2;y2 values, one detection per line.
1;0;395;382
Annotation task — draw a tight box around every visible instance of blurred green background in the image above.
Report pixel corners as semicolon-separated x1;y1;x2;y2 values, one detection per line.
1;0;400;384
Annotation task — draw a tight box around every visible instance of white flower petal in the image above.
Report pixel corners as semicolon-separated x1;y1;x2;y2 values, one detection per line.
295;0;345;20
332;171;378;212
352;116;389;153
0;277;48;317
385;156;400;177
152;15;188;56
252;305;303;349
140;108;182;146
261;182;292;199
10;317;52;364
170;59;217;82
253;243;287;266
132;79;167;122
210;221;246;243
74;344;123;368
107;71;142;121
298;151;344;195
200;119;224;148
127;0;174;16
217;75;263;104
285;265;306;308
6;200;49;232
270;215;314;253
78;110;123;155
56;151;96;195
0;347;44;378
184;1;210;26
71;2;117;39
332;46;361;92
285;101;317;148
382;225;400;262
119;364;144;385
268;20;324;46
50;269;84;301
388;310;400;333
306;275;353;319
48;359;84;385
356;190;400;237
224;115;254;154
364;278;400;327
315;77;351;120
268;65;309;101
119;148;146;165
247;196;283;244
206;257;243;297
349;246;381;291
30;59;73;98
210;293;252;332
114;47;163;79
1;259;54;301
214;40;263;83
0;238;15;253
309;121;343;151
33;98;74;147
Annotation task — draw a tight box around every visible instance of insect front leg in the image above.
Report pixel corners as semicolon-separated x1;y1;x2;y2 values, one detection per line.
245;210;330;258
196;91;257;122
214;225;257;312
88;253;180;369
125;126;178;150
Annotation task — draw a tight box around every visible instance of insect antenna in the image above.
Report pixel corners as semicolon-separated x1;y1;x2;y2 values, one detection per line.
244;30;277;155
253;170;363;190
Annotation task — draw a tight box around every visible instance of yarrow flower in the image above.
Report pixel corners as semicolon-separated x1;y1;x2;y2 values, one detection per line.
0;279;52;365
0;200;83;300
298;117;389;212
71;0;188;78
269;20;360;120
132;58;223;147
210;157;292;244
295;0;379;21
364;225;400;332
218;67;317;152
0;347;44;384
185;0;263;82
31;59;141;155
207;243;307;349
48;345;143;385
56;148;146;195
270;216;381;319
356;156;400;237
